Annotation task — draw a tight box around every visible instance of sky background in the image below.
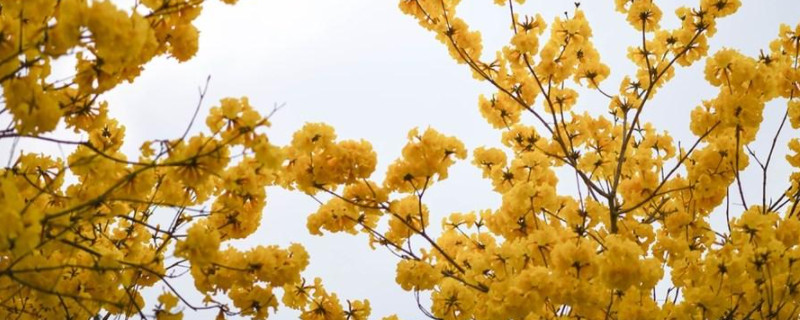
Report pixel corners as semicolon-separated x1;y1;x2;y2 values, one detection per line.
5;0;800;318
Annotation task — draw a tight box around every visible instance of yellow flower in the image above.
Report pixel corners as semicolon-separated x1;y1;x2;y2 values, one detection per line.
789;99;800;129
626;1;662;32
3;76;62;134
395;259;438;291
158;292;179;310
345;299;371;320
550;240;597;279
478;94;521;128
175;220;221;266
787;139;800;168
307;198;359;235
386;196;429;244
229;285;277;320
384;127;466;192
598;235;645;290
169;24;200;62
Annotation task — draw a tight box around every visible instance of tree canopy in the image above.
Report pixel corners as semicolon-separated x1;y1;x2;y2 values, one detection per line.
1;0;800;319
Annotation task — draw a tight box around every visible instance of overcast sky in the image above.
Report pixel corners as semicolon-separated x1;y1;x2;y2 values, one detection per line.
5;0;800;318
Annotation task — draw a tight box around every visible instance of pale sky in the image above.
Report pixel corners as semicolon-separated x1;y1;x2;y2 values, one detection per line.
5;0;800;318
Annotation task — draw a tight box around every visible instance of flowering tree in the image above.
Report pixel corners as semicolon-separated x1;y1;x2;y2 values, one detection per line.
1;0;800;319
290;0;800;318
0;0;354;319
